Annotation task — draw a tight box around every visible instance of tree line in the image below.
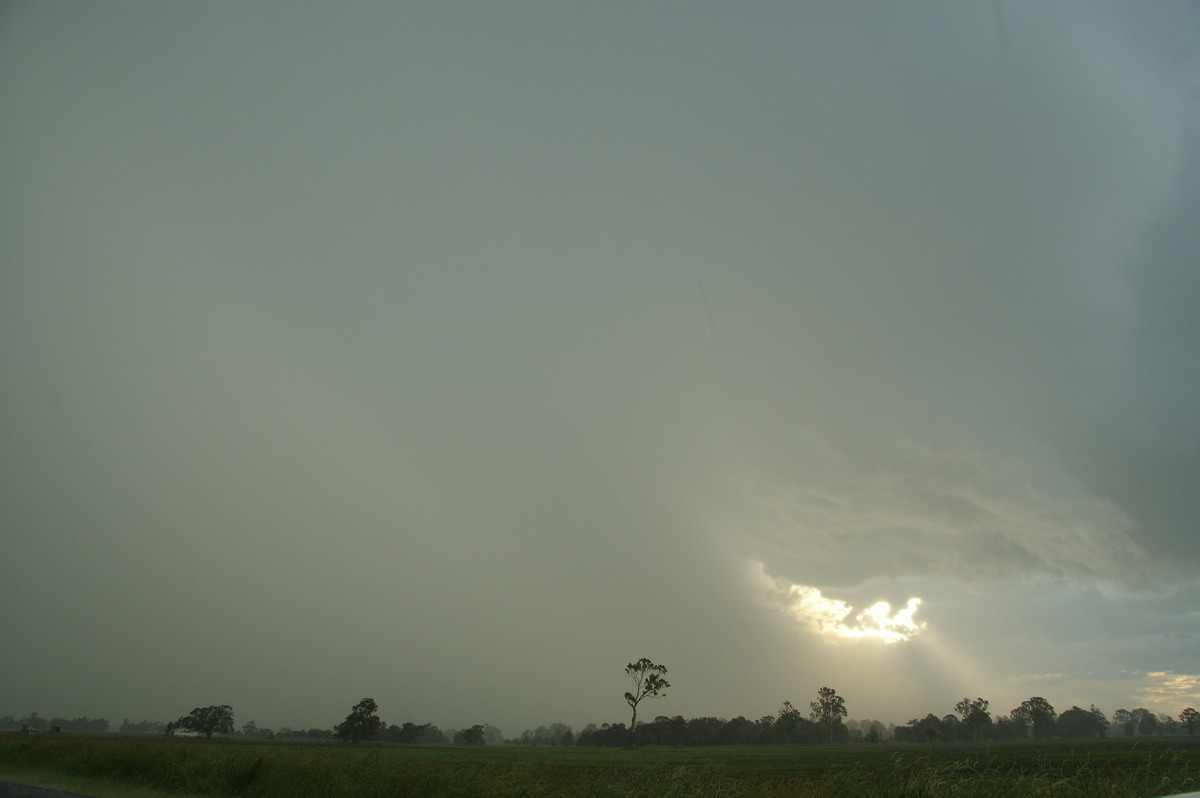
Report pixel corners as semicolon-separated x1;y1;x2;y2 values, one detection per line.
894;697;1200;743
7;657;1198;746
0;713;111;734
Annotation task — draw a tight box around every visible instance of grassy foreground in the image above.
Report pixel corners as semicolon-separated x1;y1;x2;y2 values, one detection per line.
1;734;1198;797
0;763;213;798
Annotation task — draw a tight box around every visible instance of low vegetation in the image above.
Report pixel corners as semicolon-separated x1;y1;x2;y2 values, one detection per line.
2;733;1199;797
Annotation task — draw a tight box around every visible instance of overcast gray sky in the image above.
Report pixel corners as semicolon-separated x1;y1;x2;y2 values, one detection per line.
3;1;1199;736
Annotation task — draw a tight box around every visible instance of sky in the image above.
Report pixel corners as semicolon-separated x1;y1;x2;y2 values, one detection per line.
2;1;1199;737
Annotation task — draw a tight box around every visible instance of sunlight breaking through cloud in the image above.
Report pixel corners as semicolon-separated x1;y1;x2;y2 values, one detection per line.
1136;671;1200;707
753;563;926;643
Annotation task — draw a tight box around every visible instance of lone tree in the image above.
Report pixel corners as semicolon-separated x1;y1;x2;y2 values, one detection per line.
624;658;670;744
176;705;234;739
809;686;847;743
335;698;383;743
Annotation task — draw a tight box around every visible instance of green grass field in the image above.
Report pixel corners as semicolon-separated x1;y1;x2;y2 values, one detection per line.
2;734;1198;797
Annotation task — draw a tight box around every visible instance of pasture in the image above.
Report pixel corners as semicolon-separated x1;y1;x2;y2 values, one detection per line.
1;733;1198;797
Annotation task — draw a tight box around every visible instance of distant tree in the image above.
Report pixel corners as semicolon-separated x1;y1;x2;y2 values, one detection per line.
386;721;445;744
645;715;688;746
718;716;756;745
1056;706;1105;738
519;726;548;746
1180;707;1200;735
774;701;805;744
685;717;726;746
624;658;670;745
940;714;961;741
992;713;1026;740
576;723;598;746
240;720;273;739
277;727;333;740
846;717;888;743
809;687;848;743
1011;697;1056;740
176;705;234;739
47;716;109;733
546;722;572;746
520;722;573;746
892;717;917;743
459;724;486;745
1088;705;1109;738
900;713;945;743
1131;708;1157;736
593;722;631;747
1112;708;1135;736
335;698;383;743
954;698;991;741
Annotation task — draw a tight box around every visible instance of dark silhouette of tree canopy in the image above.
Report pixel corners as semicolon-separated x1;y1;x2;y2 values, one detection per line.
335;698;383;743
1132;707;1158;736
385;721;447;744
774;701;817;744
119;719;166;735
517;722;574;746
43;716;110;733
624;658;670;744
459;724;485;745
1088;705;1110;738
176;705;234;739
810;687;848;743
1012;697;1056;739
954;697;991;741
574;692;1196;748
1055;705;1106;738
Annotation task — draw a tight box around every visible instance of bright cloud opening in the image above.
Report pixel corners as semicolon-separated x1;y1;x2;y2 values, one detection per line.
753;563;926;643
1136;671;1200;708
